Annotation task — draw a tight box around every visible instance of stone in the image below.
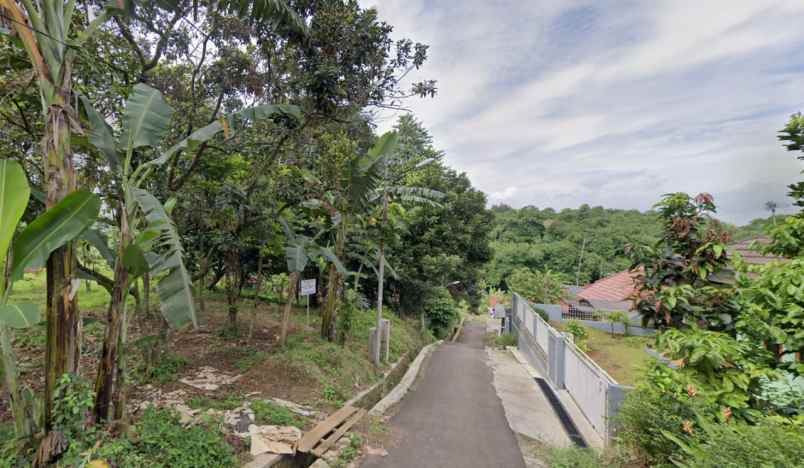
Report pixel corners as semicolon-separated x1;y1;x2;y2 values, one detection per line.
309;460;331;468
365;445;387;457
365;446;388;457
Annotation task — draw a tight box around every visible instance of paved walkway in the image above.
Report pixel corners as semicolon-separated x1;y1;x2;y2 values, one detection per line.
361;321;527;468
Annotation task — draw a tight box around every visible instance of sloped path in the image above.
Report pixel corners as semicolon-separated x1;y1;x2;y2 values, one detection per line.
361;321;527;468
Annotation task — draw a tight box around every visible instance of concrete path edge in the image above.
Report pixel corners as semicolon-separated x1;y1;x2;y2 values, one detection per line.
368;340;442;416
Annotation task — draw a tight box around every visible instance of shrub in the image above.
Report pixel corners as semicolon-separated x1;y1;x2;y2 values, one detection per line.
109;408;236;468
547;446;601;468
665;418;804;468
134;352;188;384
565;320;588;344
494;334;517;347
423;287;459;338
615;382;708;467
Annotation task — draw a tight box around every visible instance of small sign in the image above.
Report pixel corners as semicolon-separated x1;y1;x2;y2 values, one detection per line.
300;279;316;296
493;304;507;319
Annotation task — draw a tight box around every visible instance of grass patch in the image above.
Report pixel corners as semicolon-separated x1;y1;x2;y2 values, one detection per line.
234;349;269;371
251;400;305;427
554;323;652;385
267;307;428;406
134;352;188;385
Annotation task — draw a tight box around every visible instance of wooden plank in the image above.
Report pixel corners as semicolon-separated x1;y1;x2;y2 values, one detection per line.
312;409;367;457
297;406;359;453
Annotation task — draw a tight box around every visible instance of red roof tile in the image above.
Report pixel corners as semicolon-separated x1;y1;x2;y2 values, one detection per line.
577;270;639;302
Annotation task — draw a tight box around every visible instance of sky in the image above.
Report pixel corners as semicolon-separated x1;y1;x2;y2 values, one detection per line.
358;0;804;224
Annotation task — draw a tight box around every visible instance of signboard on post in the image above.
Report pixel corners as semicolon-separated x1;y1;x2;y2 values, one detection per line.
300;279;316;326
300;279;316;296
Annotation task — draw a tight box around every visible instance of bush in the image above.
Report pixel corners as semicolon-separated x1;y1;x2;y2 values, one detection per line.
423;287;459;338
98;408;236;468
565;320;588;344
494;334;517;347
548;446;602;468
666;418;804;468
616;384;707;467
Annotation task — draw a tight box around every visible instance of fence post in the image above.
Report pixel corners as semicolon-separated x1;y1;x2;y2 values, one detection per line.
548;333;566;389
605;384;629;442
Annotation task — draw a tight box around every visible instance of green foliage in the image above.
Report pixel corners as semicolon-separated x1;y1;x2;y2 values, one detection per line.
547;446;602;468
616;378;708;467
494;334;517;347
663;417;804;468
423;287;459;338
336;290;361;344
565;320;588;344
735;258;804;374
763;215;804;257
754;373;804;416
52;374;94;438
251;400;305;427
134;353;188;384
506;268;564;304
606;311;629;336
629;192;734;329
485;204;661;287
656;327;770;415
235;350;269;372
92;408;237;468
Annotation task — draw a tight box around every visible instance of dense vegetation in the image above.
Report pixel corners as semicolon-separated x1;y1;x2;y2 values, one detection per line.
484;204;662;287
0;0;485;464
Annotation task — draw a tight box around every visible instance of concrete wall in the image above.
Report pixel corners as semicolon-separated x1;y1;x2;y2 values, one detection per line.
511;294;631;443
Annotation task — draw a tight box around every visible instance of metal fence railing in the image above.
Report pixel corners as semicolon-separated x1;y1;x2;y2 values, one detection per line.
509;293;629;442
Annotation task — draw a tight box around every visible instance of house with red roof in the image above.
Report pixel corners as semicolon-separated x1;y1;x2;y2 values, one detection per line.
561;270;639;320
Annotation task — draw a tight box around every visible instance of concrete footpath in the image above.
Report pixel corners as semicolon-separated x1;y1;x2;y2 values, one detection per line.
361;321;527;468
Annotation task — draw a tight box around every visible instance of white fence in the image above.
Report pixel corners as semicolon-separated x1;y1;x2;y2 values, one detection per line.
510;293;628;442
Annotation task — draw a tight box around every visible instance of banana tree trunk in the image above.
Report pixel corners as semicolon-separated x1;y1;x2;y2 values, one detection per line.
280;272;299;346
143;271;151;317
94;205;130;422
0;325;31;437
321;222;346;341
43;83;80;430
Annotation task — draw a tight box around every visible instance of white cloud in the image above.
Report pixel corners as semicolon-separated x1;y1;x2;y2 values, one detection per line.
361;0;804;223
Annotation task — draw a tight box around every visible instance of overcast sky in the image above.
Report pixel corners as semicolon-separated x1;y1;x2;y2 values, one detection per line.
359;0;804;224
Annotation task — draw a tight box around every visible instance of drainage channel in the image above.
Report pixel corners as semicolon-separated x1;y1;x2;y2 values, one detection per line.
533;377;588;448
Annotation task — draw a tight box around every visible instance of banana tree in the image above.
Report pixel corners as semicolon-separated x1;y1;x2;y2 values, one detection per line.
307;132;400;341
82;83;301;421
0;0;127;429
0;159;100;438
279;218;345;346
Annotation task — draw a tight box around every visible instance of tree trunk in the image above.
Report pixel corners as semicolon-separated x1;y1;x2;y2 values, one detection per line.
93;206;129;423
249;257;263;340
143;271;151;318
280;272;299;346
43;83;80;430
224;250;240;332
321;264;339;341
198;256;207;315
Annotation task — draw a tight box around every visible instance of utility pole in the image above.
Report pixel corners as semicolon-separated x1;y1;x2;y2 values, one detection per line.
575;236;587;287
